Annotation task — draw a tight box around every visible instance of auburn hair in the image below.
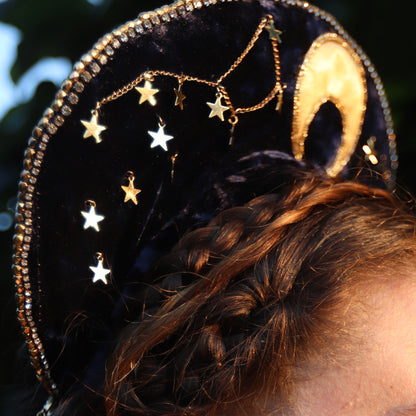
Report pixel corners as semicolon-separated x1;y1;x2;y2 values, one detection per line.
46;172;416;416
95;174;416;416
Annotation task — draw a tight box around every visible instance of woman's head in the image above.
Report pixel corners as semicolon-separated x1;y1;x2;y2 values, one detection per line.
101;174;416;416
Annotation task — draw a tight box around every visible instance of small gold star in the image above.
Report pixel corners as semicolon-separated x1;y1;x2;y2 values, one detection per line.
265;20;283;43
121;176;141;205
81;113;107;143
89;255;110;285
207;96;229;121
174;85;186;110
135;80;159;106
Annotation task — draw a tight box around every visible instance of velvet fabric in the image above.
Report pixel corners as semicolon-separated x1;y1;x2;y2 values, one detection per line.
23;0;393;396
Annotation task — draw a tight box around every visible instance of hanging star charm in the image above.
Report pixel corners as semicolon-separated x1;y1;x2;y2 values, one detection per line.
81;203;105;231
135;77;159;106
121;175;141;205
148;123;174;151
207;95;229;121
265;20;283;43
89;255;110;284
174;84;186;110
81;112;107;143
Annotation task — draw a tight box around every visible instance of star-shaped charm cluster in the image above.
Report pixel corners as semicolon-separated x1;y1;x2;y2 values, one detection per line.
76;15;286;289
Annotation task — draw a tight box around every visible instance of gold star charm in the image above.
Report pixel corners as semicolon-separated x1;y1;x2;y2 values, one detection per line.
174;81;186;110
121;173;141;205
89;253;110;285
148;123;174;151
135;75;159;106
81;111;107;143
81;201;104;232
265;20;283;43
207;94;229;121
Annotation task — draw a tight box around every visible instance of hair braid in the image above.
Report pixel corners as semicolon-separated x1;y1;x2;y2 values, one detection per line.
104;176;416;416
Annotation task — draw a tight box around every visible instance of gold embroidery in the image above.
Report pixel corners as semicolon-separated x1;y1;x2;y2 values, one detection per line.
291;33;367;177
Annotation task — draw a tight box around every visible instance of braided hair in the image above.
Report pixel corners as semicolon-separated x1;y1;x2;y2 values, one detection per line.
99;174;416;416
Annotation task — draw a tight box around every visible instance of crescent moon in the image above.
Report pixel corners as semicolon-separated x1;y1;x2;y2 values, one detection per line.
291;33;367;177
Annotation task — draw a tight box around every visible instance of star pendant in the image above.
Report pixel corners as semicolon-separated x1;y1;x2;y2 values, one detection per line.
207;96;229;121
81;205;105;231
265;20;283;43
121;177;141;205
174;86;186;110
90;258;110;285
135;80;159;106
81;113;107;143
148;124;174;151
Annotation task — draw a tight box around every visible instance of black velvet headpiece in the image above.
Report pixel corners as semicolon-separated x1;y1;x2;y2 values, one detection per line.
13;0;397;403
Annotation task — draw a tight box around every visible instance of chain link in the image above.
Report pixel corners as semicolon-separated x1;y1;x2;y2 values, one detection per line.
95;14;283;123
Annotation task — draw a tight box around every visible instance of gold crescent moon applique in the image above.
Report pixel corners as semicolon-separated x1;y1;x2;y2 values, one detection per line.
291;33;367;177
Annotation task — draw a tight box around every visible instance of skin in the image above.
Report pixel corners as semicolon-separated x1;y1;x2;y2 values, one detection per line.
293;275;416;416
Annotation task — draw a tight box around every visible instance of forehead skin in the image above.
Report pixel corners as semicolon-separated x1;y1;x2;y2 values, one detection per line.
293;275;416;416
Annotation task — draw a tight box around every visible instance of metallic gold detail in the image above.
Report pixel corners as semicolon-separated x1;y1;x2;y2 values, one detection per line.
81;111;107;143
68;70;80;82
135;74;159;106
207;93;229;121
171;152;179;182
362;136;379;165
280;0;396;185
62;80;73;92
228;114;239;145
275;85;285;113
51;100;63;112
38;117;49;129
32;127;42;138
42;109;53;120
291;33;367;177
174;79;186;110
121;172;141;205
265;19;282;43
96;15;282;118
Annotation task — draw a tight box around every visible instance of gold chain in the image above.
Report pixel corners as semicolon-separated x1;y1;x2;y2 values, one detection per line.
95;15;281;112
